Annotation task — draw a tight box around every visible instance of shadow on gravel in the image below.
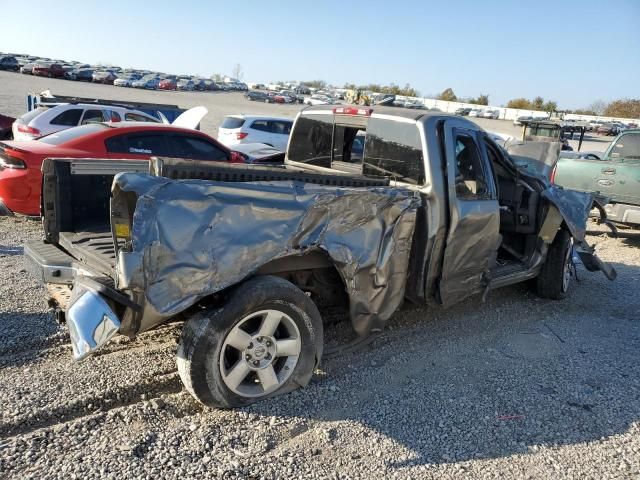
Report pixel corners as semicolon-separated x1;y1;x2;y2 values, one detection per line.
247;261;640;467
587;228;640;248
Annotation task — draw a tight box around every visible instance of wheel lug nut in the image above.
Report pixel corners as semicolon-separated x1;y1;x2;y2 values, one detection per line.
257;336;263;342
245;354;251;360
266;340;272;347
253;360;260;366
248;342;253;349
265;353;271;360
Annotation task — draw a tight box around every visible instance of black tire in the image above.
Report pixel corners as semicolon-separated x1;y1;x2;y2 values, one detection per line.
536;229;572;300
177;275;323;408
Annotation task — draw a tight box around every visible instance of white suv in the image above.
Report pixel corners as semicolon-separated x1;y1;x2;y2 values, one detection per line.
12;103;159;140
217;115;293;151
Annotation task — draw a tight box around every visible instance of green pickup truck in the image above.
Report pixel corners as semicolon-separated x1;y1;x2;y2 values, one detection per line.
554;129;640;228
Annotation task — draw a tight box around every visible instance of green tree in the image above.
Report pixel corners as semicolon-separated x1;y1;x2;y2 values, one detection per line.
573;109;597;116
437;88;457;101
532;96;545;110
604;99;640;119
542;101;557;115
469;94;489;106
506;98;532;109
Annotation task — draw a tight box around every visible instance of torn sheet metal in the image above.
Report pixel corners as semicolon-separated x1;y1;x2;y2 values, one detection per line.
541;186;594;241
112;173;419;336
541;186;616;280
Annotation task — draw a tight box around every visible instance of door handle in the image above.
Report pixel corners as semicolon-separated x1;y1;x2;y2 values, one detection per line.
602;168;616;175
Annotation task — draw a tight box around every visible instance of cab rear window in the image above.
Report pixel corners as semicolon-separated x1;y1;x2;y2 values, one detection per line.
363;119;425;184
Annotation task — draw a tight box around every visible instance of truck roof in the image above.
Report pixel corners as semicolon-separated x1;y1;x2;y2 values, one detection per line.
301;104;445;121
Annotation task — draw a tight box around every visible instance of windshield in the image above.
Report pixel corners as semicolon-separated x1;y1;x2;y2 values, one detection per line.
38;124;108;145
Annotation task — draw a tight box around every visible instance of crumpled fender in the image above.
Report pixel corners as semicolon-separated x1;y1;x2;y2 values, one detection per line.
541;186;616;280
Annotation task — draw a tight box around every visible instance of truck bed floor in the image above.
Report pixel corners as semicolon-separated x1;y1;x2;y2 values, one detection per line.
58;228;117;276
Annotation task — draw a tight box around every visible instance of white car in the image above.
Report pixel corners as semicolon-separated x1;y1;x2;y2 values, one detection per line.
12;103;160;141
481;109;500;119
305;94;333;106
114;78;137;87
468;109;482;117
217;115;293;151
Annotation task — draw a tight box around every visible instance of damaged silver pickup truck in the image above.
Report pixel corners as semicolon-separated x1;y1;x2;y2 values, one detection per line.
25;106;616;408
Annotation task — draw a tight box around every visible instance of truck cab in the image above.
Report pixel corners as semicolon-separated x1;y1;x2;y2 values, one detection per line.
285;105;610;307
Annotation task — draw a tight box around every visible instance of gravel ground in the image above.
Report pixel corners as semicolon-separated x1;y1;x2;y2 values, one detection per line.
1;217;639;479
0;71;612;153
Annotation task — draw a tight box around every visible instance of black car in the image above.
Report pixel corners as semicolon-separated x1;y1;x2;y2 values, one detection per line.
455;107;472;116
75;69;95;81
245;90;270;102
0;56;19;72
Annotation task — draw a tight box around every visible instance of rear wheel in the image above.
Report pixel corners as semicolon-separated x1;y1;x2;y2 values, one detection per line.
177;276;323;408
536;229;572;300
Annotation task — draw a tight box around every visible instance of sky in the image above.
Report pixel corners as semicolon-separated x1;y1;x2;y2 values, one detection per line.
1;0;638;109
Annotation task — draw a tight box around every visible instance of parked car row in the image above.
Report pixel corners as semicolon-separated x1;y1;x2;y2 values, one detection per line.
0;52;249;92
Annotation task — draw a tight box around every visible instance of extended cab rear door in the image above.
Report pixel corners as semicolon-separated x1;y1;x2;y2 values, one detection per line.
438;119;501;306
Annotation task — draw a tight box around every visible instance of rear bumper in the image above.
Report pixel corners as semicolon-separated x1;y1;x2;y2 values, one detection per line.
24;240;92;285
25;240;136;360
66;278;121;361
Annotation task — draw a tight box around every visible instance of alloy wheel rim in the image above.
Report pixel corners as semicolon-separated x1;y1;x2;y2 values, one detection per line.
219;309;301;398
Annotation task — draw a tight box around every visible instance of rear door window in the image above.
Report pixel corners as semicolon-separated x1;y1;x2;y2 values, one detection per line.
363;118;425;184
250;120;270;132
50;109;83;126
104;110;121;122
105;133;169;155
81;109;105;125
124;112;156;122
167;134;229;161
221;117;246;129
269;120;292;135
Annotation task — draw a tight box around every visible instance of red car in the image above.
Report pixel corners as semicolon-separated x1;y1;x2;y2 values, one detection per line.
32;63;65;78
0;123;242;216
158;79;177;90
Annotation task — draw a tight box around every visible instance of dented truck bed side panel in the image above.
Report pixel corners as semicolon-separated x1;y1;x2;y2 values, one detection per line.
112;173;419;337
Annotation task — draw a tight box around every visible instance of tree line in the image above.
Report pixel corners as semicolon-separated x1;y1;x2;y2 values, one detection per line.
280;80;640;119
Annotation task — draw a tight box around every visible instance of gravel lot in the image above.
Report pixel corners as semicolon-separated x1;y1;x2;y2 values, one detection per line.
1;72;639;479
